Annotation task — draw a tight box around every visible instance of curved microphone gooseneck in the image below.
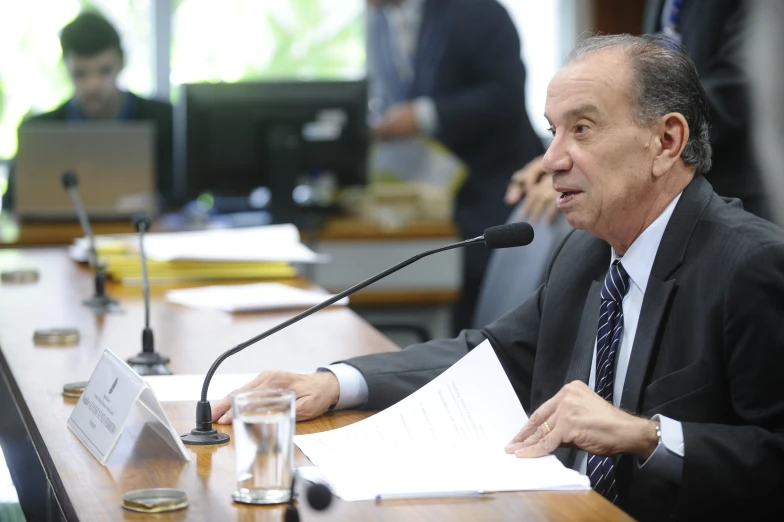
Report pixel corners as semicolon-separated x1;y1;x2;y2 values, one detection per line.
181;222;535;445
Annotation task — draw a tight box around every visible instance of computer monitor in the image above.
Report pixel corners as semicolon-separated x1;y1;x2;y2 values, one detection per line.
175;80;368;223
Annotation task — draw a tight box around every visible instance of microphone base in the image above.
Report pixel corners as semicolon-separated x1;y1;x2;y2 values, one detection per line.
181;427;230;446
83;295;122;314
127;352;172;376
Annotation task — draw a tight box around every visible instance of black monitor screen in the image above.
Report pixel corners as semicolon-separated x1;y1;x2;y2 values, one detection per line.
175;80;368;212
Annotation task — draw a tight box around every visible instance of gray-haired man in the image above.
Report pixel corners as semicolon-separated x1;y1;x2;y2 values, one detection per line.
214;35;784;521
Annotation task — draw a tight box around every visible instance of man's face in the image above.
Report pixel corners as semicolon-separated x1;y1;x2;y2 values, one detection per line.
64;47;123;117
542;49;657;241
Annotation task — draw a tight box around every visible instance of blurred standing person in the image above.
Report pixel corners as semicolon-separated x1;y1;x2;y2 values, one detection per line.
507;0;769;222
746;0;784;227
366;0;544;335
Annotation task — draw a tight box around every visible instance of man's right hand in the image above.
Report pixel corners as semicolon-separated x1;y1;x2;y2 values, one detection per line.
211;370;340;424
505;154;560;223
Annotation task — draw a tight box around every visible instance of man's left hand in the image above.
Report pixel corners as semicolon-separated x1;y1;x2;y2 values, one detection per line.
505;381;658;460
373;103;419;140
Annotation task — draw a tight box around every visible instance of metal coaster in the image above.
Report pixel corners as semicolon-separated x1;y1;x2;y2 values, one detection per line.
33;328;80;346
122;488;188;513
62;381;88;399
1;269;39;284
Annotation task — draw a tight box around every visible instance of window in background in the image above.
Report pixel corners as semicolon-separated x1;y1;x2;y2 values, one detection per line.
498;0;593;140
0;0;154;204
170;0;365;100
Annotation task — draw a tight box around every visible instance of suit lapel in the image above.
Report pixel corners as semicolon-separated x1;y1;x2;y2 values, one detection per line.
411;0;450;98
619;176;714;413
565;281;603;385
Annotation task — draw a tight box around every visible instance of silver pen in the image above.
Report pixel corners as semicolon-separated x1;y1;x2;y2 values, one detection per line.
375;490;491;501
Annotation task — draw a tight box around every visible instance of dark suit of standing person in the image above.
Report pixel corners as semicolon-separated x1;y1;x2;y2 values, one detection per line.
643;0;768;218
3;12;174;211
366;0;544;335
212;35;784;521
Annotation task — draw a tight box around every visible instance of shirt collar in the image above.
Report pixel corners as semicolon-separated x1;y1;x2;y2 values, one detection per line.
66;91;135;121
611;192;682;294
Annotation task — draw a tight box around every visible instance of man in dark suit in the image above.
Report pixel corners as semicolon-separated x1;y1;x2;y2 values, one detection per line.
366;0;544;334
3;12;173;210
213;35;784;520
507;0;768;224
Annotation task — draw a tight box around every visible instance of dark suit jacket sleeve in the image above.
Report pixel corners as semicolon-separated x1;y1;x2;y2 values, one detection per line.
432;1;526;150
341;282;543;411
677;242;784;515
697;1;751;151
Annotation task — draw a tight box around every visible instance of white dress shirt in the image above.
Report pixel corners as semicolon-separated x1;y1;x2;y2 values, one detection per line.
325;193;686;484
374;0;439;134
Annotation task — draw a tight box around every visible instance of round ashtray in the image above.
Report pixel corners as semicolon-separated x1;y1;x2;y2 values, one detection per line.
33;328;80;346
62;381;88;399
122;488;189;513
1;269;39;284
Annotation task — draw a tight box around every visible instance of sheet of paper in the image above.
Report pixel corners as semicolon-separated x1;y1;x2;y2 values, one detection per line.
144;373;261;402
70;224;328;264
370;136;467;192
294;341;589;500
164;282;349;312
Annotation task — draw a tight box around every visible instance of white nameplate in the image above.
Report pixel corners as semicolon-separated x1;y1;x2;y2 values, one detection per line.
67;349;191;466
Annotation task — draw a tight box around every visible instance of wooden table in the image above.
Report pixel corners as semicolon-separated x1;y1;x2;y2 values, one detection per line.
0;249;631;521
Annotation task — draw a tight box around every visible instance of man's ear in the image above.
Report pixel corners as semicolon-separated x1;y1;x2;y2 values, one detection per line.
652;112;689;178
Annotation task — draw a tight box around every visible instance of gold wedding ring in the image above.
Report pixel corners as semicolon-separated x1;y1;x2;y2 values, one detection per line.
544;421;552;434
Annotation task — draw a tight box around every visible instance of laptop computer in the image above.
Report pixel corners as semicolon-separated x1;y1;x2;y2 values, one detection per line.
14;122;157;221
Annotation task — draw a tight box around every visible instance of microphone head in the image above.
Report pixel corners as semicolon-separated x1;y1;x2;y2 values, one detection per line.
132;212;152;232
306;483;333;511
61;170;78;189
483;222;535;249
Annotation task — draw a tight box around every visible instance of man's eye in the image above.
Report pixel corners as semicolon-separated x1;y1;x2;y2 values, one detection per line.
575;124;589;134
548;127;556;137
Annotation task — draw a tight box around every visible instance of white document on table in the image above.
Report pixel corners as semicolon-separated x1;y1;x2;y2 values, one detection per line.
70;224;328;264
293;340;590;501
164;282;349;312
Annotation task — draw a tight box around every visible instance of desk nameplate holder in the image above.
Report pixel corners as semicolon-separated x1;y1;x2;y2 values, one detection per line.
67;350;191;466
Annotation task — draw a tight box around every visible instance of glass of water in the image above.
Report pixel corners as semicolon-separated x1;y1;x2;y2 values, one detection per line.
231;389;295;505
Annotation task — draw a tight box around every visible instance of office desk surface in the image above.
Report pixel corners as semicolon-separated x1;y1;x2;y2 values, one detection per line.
0;249;630;521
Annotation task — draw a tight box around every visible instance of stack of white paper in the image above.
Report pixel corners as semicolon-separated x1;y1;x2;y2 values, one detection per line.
165;282;348;312
69;224;329;264
294;341;590;501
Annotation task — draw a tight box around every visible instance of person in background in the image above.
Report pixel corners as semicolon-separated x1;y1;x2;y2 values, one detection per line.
366;0;544;335
507;0;768;223
3;11;173;210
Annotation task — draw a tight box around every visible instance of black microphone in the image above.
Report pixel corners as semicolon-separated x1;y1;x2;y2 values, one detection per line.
284;471;333;522
181;221;535;445
126;213;172;375
61;170;121;314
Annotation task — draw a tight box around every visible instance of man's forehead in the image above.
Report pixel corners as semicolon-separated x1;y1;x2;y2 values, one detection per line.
545;49;632;120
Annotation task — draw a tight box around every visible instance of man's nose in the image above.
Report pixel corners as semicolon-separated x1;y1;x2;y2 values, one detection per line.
541;134;572;175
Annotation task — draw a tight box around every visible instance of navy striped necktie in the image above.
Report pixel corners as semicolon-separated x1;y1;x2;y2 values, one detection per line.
587;260;630;503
